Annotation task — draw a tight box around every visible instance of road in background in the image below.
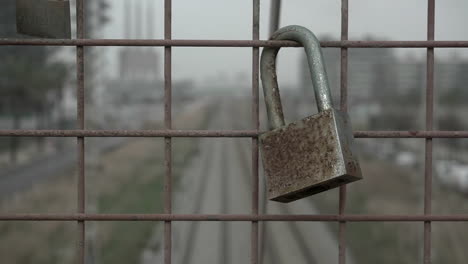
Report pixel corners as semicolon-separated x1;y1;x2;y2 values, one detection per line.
0;138;125;199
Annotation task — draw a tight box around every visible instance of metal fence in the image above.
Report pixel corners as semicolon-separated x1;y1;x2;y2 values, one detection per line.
1;0;468;264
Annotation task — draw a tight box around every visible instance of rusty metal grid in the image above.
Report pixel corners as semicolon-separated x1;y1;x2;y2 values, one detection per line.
0;0;467;263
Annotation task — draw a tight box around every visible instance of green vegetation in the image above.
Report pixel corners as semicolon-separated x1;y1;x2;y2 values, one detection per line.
98;158;165;264
97;139;198;264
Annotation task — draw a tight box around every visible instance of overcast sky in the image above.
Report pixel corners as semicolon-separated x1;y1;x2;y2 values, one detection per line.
101;0;468;87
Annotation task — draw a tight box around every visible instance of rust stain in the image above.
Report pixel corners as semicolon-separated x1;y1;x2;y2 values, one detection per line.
260;109;362;203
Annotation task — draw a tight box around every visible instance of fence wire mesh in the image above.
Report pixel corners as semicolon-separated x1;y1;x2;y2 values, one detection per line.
1;0;467;263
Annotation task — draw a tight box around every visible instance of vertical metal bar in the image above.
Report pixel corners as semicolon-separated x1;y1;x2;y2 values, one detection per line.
164;0;172;264
424;0;435;263
340;0;348;112
339;0;349;263
269;0;282;36
252;1;260;263
262;2;280;262
76;0;85;263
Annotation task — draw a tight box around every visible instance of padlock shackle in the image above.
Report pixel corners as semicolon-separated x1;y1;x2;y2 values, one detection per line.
261;25;333;129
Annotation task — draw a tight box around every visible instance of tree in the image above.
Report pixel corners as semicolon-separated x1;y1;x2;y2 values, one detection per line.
0;0;70;163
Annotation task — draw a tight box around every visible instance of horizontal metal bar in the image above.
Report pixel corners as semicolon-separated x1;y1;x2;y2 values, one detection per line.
0;129;258;137
353;130;468;138
1;213;468;222
1;130;468;138
0;39;468;48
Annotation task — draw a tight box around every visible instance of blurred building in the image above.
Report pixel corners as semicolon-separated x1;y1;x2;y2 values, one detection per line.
299;36;468;131
99;1;196;129
300;36;397;128
437;58;468;131
99;2;162;129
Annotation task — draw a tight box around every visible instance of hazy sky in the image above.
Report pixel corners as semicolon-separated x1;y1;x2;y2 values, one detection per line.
101;0;468;87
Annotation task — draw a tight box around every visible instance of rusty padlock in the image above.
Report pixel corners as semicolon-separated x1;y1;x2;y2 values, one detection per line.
260;25;362;203
16;0;71;38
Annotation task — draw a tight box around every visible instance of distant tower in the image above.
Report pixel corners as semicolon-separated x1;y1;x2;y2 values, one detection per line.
124;0;131;39
119;1;159;81
147;0;154;39
119;1;131;79
135;1;142;39
144;0;158;80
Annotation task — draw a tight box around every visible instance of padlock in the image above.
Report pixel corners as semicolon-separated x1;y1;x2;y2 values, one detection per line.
260;25;362;203
16;0;71;38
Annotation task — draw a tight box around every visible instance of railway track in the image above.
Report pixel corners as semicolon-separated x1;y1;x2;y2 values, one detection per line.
233;113;317;264
168;97;342;263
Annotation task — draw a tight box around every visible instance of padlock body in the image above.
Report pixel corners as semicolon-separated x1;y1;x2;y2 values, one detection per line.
260;108;362;203
16;0;71;38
